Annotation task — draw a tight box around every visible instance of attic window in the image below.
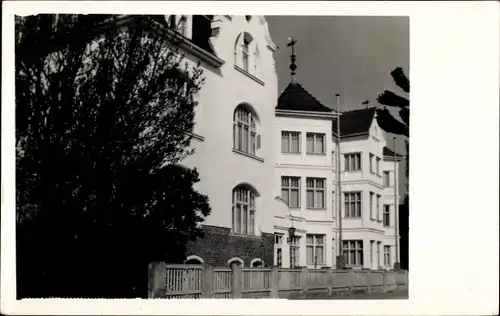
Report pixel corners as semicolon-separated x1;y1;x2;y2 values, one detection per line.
246;15;252;22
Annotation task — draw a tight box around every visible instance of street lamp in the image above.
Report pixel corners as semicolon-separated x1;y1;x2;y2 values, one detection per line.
275;196;297;267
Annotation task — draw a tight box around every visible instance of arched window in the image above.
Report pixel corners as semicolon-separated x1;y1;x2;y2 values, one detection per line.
227;257;244;266
250;258;263;267
184;255;204;264
233;104;260;156
232;184;258;235
234;32;255;73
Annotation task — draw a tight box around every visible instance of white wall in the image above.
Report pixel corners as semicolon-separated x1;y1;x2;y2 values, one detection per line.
179;15;278;235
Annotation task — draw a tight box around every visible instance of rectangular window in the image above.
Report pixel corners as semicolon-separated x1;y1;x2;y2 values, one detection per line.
369;192;374;219
281;176;300;208
377;241;381;268
342;240;363;266
344;192;362;218
332;191;336;218
376;157;381;175
332;238;335;266
344;153;361;171
276;248;282;267
369;153;375;173
306;133;325;154
275;233;283;244
281;131;301;153
384;245;391;266
383;171;391;187
290;236;301;268
306;234;325;265
370;240;374;266
376;194;381;221
306;178;326;209
383;205;391;227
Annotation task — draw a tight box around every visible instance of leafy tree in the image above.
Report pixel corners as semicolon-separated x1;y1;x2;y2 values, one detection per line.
375;67;409;180
15;14;211;298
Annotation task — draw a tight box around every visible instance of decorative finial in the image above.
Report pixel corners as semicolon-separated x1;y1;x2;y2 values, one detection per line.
286;37;298;81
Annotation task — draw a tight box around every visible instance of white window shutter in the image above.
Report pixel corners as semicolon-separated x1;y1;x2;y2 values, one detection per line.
256;134;261;149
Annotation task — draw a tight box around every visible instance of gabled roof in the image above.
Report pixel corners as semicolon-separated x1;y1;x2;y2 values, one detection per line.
332;107;376;137
276;82;333;113
383;147;404;158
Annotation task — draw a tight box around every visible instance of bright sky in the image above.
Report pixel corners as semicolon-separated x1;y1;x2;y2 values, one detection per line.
267;16;409;197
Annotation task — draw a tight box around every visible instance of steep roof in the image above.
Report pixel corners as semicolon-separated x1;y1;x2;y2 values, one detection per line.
276;82;333;113
383;147;404;158
332;107;376;137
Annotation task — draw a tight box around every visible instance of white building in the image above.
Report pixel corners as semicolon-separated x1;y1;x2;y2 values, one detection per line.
272;76;404;270
160;15;404;269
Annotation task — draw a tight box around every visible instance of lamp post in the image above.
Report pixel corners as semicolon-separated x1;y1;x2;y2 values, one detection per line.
393;137;401;270
275;196;296;267
335;94;345;270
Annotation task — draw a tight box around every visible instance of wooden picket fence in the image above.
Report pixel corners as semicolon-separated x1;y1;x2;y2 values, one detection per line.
148;262;408;299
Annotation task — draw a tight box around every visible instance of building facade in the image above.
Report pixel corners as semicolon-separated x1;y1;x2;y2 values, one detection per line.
165;15;279;267
166;15;404;269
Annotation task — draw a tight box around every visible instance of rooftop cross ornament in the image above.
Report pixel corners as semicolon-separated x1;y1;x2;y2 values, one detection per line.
286;37;298;80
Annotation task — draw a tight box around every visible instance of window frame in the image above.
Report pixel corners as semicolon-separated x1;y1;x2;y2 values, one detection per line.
306;234;326;265
290;236;301;268
384;245;391;266
383;171;391;187
383;205;391;227
344;152;362;171
369;192;374;220
342;240;364;267
306;132;326;155
306;177;326;209
281;176;301;208
344;191;362;218
369;153;375;173
233;106;259;157
232;186;256;235
376;157;381;176
376;194;381;221
281;130;301;154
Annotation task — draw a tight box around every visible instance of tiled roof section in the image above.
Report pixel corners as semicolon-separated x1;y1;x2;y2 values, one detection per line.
332;107;376;137
383;147;404;158
276;82;333;113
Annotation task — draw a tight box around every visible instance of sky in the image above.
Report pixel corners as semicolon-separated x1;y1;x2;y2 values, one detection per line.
266;16;409;198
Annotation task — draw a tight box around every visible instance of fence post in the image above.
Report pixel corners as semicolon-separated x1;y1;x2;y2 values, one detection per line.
382;270;388;293
347;269;354;294
392;270;397;291
326;268;333;296
148;262;167;299
300;267;308;298
366;270;372;295
202;264;214;298
404;269;408;287
231;263;242;298
270;266;279;298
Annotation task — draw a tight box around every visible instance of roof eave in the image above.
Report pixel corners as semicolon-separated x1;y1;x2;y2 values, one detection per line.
275;108;336;119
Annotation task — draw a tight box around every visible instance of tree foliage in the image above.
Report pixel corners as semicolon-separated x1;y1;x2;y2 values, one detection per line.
15;14;211;298
375;67;410;181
